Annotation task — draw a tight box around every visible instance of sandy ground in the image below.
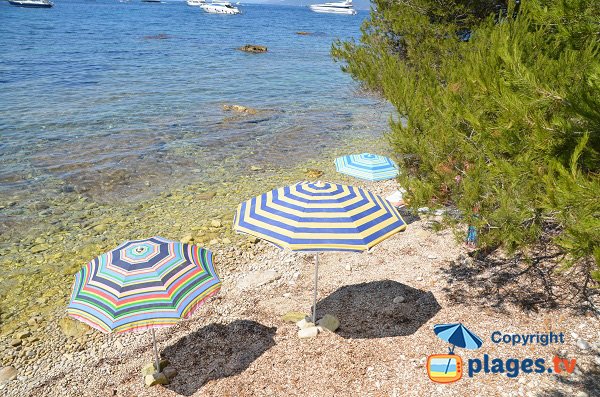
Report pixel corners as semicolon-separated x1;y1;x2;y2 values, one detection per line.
2;180;599;397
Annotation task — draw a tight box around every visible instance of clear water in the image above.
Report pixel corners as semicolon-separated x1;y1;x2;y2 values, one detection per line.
0;0;390;203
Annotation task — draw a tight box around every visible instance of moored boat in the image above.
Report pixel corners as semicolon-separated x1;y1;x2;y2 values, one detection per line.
309;0;357;15
8;0;53;8
200;1;240;14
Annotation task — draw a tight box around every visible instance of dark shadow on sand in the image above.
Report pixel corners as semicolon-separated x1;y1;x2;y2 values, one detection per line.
315;280;440;339
162;320;276;396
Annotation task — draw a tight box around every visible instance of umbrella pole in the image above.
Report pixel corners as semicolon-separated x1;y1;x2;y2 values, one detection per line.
151;328;161;374
312;253;319;324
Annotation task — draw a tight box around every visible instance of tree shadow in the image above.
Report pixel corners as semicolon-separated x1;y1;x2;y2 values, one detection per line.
397;207;420;225
315;280;440;339
536;350;600;396
440;251;599;313
162;320;276;396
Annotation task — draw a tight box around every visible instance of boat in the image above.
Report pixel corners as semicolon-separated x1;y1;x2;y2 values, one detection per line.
8;0;53;7
141;0;161;3
200;1;240;14
309;0;357;15
186;0;206;5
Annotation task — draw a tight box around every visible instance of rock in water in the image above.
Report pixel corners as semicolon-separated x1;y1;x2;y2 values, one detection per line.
296;31;313;36
298;326;319;338
317;314;340;332
281;311;308;323
144;372;169;387
0;366;17;383
222;104;259;114
237;44;267;53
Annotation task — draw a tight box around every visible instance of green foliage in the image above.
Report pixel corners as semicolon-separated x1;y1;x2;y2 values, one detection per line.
333;0;600;280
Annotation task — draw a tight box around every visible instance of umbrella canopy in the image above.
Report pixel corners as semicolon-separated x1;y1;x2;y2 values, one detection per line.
233;181;407;252
67;236;221;334
334;153;399;181
234;181;406;323
434;323;483;350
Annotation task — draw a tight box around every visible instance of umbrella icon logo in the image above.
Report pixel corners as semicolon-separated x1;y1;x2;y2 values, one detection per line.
427;323;483;383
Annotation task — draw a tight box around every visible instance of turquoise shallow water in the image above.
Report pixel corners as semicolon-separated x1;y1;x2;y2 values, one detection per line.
0;0;390;202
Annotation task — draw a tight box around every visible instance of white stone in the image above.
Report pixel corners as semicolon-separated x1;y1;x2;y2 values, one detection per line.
298;326;319;338
427;255;438;260
345;264;352;271
236;270;280;290
296;319;315;330
576;339;591;350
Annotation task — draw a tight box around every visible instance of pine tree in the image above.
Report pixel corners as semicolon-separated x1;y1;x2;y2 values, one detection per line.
333;0;600;281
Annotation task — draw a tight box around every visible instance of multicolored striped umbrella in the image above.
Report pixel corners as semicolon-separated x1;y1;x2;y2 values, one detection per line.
233;181;406;322
67;236;221;371
335;153;399;181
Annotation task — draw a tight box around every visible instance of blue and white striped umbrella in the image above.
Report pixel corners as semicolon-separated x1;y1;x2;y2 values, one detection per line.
335;153;399;181
434;323;483;351
234;181;406;323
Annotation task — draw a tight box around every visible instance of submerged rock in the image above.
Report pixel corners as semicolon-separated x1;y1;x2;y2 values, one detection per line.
296;31;313;36
222;104;258;115
237;44;267;53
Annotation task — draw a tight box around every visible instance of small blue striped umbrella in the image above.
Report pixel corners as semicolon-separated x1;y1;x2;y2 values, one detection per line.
335;153;399;181
434;323;483;352
234;181;406;322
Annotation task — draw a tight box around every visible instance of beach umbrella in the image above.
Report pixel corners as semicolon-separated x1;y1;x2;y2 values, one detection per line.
434;323;483;352
67;236;221;373
334;153;399;181
233;181;406;323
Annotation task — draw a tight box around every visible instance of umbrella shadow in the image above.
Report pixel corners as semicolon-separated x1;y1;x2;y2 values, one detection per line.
316;280;440;339
162;320;277;396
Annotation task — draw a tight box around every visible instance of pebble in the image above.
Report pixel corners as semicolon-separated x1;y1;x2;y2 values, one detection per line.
427;254;438;259
576;339;590;350
180;234;194;244
144;372;169;387
393;296;405;304
0;366;17;383
163;366;178;379
210;219;222;228
345;264;352;271
316;314;340;332
416;277;423;281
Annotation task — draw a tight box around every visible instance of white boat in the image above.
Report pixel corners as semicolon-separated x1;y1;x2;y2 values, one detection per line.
200;1;240;14
8;0;53;7
309;0;357;15
186;0;206;6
